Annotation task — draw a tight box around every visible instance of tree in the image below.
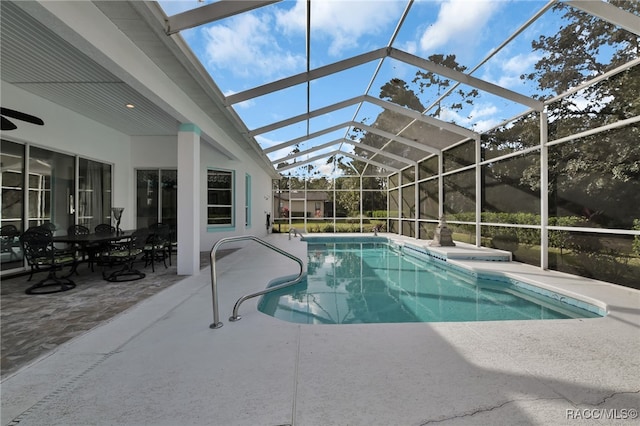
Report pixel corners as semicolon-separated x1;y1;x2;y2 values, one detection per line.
412;54;479;118
351;55;478;172
520;1;640;228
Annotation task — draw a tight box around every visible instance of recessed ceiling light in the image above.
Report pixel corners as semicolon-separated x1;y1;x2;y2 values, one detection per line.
125;103;135;109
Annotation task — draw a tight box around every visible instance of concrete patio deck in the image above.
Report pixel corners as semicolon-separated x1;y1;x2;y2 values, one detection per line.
2;234;639;425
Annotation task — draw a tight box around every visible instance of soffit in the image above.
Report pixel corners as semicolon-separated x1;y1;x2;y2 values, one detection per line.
0;0;179;136
0;0;276;175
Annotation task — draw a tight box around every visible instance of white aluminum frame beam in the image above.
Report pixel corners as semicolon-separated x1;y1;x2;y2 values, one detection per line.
264;120;440;158
389;48;544;111
339;150;399;172
567;0;640;36
347;140;418;166
264;123;349;154
276;149;399;173
263;119;440;159
271;138;417;167
364;95;477;139
271;139;346;164
165;1;280;35
252;96;469;168
250;95;366;136
225;48;388;105
251;93;475;141
356;123;441;155
229;46;542;116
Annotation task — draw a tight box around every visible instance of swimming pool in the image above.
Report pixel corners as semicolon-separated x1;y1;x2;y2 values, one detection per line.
258;240;604;324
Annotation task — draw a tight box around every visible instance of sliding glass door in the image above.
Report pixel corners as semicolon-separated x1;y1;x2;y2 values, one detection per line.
1;141;113;275
28;147;74;232
78;158;112;230
1;141;25;272
136;169;177;235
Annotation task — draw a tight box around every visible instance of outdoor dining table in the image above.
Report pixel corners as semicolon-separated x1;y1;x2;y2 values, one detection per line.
52;230;137;276
52;229;136;246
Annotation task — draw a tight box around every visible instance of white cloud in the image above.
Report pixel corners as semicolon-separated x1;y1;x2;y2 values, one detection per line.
256;135;285;150
276;0;403;56
470;104;498;118
316;161;335;176
502;52;541;75
223;89;255;109
472;118;500;133
495;74;523;89
439;103;500;132
400;40;418;55
202;13;304;78
419;0;500;53
481;51;542;90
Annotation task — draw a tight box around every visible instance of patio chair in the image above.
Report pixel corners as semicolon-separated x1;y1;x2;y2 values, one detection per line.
94;223;116;235
19;226;77;294
67;224;95;270
68;224;90;236
98;229;148;282
1;224;21;261
40;222;57;232
164;219;177;266
143;223;170;272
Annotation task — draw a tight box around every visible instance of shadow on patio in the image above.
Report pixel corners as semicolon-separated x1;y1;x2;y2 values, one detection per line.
1;250;236;379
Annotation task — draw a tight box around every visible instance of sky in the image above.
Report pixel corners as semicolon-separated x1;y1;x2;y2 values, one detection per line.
156;0;572;176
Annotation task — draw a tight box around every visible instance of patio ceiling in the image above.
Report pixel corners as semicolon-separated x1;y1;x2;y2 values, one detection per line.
2;1;639;179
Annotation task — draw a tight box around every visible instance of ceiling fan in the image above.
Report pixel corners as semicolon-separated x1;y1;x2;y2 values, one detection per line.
1;107;44;131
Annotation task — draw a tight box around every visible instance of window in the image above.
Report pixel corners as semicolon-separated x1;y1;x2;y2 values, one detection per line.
1;141;113;275
79;158;112;230
1;140;25;272
136;169;177;229
207;169;234;227
245;174;251;228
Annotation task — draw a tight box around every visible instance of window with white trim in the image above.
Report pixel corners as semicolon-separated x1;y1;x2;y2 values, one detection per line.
245;174;251;227
207;169;234;226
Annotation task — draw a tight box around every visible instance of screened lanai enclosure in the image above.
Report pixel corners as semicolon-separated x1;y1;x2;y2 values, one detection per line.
2;0;639;289
163;0;640;289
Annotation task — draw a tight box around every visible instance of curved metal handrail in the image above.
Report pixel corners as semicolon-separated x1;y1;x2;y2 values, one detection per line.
209;235;304;329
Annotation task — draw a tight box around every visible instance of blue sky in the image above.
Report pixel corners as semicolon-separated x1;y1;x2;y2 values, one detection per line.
158;0;565;175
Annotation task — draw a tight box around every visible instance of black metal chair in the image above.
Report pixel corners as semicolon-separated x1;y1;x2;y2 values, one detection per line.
164;219;178;266
40;222;57;232
68;224;90;236
67;224;94;270
143;223;171;272
19;226;77;294
1;224;21;261
92;223;118;269
97;229;148;282
95;224;116;235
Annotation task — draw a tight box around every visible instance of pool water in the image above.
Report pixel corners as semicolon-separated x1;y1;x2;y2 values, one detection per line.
258;242;602;324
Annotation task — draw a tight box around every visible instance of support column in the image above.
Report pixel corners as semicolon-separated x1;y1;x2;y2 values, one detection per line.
414;164;419;239
540;112;549;270
177;124;201;275
475;135;482;247
438;154;444;219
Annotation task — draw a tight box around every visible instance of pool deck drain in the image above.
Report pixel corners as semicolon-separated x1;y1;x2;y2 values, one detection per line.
2;233;638;426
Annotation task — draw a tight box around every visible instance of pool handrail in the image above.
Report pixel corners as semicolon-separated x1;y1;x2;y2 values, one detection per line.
288;227;303;240
209;235;304;329
229;270;305;323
